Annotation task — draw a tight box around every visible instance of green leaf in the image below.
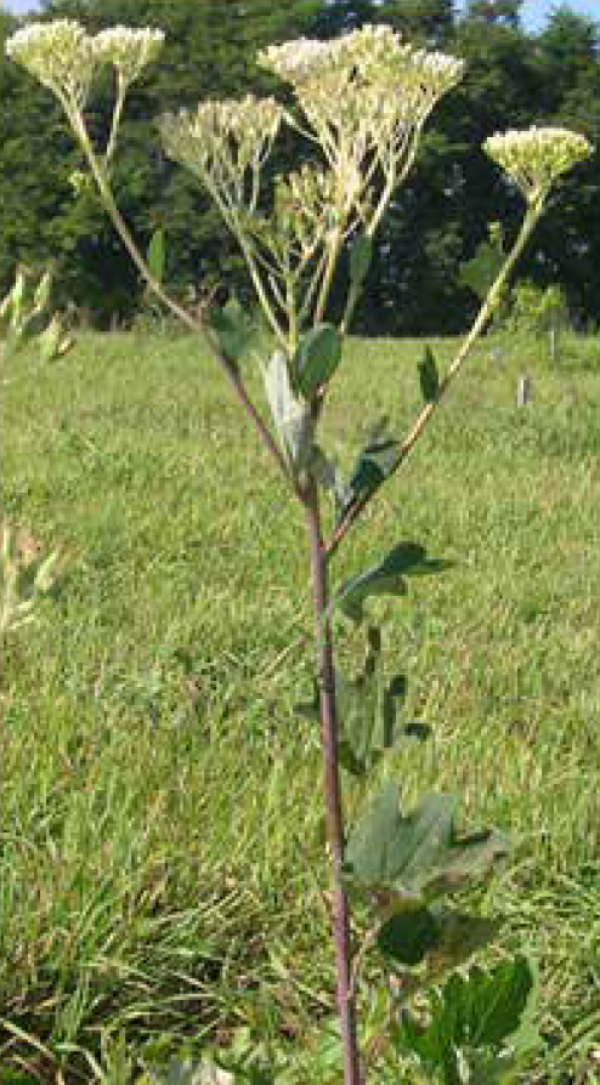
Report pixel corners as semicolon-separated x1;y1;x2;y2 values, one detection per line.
349;233;373;287
337;421;402;524
293;323;342;399
459;238;504;301
345;782;509;905
209;298;255;366
147;227;166;284
418;345;440;404
395;957;536;1078
345;779;407;887
377;906;441;966
335;542;448;623
263;349;314;474
294;629;419;778
377;906;500;971
453;957;534;1049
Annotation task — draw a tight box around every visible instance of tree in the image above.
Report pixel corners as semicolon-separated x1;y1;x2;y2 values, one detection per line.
464;0;522;28
537;6;599;104
311;0;455;44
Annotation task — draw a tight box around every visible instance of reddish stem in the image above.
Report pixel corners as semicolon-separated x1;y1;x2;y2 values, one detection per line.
302;477;362;1085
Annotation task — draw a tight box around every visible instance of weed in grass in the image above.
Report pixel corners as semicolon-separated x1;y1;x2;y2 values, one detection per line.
1;331;598;1082
3;16;598;1085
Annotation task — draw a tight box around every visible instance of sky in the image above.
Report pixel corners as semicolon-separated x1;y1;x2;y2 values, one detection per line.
2;0;600;33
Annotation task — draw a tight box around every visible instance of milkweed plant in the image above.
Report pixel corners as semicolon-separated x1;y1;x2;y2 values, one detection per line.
6;19;593;1085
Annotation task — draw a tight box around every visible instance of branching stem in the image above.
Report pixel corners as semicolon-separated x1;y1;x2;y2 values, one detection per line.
68;108;294;493
326;198;544;558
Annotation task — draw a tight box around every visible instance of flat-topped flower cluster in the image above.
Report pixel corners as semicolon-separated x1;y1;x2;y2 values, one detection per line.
258;24;464;98
6;19;592;220
484;126;593;203
257;25;466;186
158;97;284;221
154;24;467;251
5;19;164;106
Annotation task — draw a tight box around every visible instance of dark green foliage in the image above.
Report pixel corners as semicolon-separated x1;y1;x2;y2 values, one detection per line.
377;906;500;970
311;0;454;45
293;323;342;399
377;906;440;966
335;542;449;623
465;0;522;29
395;955;537;1083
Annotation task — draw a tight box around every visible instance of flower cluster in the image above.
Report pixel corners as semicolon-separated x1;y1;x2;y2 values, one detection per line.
258;36;343;85
484;126;593;202
252;166;346;266
5;20;95;108
258;25;464;188
93;27;165;87
158;97;283;220
5;20;164;110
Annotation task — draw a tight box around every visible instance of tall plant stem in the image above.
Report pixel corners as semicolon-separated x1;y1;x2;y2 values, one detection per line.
302;477;362;1085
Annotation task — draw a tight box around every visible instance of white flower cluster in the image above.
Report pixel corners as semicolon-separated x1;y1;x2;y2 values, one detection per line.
258;36;338;84
399;48;465;102
158;97;283;218
93;27;164;86
5;20;96;107
484;126;593;201
5;20;164;109
259;25;464;186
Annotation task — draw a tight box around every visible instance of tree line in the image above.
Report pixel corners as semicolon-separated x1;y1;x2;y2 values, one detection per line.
0;0;598;333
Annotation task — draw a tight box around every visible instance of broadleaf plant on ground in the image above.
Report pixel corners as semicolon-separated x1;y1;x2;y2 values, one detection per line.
6;17;593;1084
394;955;541;1084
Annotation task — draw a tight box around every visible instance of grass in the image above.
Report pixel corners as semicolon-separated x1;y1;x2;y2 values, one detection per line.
0;327;598;1083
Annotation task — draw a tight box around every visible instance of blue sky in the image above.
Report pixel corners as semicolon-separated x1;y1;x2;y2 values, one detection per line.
3;0;600;33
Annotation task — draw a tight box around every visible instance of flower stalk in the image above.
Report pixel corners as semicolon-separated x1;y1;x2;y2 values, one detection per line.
302;476;362;1085
326;195;546;558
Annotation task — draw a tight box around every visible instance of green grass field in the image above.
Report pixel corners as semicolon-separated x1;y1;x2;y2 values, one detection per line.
1;328;598;1083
